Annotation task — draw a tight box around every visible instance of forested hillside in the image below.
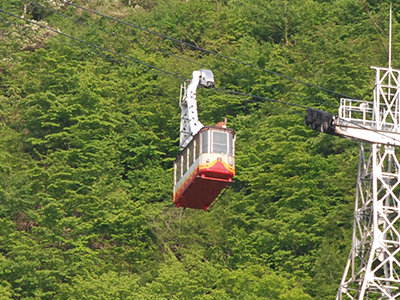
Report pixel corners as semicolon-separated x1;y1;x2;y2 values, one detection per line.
0;0;397;299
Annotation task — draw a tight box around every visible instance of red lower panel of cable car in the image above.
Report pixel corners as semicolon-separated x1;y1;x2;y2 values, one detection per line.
174;160;234;210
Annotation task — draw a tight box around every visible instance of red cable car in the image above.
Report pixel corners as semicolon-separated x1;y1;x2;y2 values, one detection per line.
173;126;235;210
173;69;236;210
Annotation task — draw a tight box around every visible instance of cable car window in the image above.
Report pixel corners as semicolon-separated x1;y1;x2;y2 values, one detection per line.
195;139;200;160
183;150;187;174
201;130;209;154
212;131;228;154
189;142;194;166
230;132;235;156
174;163;176;184
176;159;181;182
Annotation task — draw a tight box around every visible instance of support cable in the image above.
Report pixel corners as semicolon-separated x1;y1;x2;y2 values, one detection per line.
0;8;188;81
57;0;355;100
7;7;394;143
0;7;325;116
4;16;125;65
23;0;338;109
215;87;309;110
21;0;204;70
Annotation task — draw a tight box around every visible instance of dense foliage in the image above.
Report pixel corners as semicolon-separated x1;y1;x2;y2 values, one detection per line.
0;0;397;298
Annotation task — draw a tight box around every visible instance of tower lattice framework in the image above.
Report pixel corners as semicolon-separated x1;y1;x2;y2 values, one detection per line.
337;67;400;299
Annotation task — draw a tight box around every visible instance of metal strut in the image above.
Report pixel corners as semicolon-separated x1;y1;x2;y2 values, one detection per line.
304;8;400;299
335;66;400;300
179;69;214;149
305;64;400;299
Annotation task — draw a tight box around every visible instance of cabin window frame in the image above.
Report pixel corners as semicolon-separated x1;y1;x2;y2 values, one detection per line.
174;162;177;185
176;158;181;183
212;130;228;154
189;141;194;166
229;132;235;156
201;130;210;154
182;149;188;174
195;138;200;160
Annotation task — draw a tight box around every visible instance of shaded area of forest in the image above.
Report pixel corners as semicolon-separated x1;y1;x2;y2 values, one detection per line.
0;0;396;298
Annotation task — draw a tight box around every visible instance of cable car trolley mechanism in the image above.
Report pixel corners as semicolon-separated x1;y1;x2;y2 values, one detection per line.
173;70;236;210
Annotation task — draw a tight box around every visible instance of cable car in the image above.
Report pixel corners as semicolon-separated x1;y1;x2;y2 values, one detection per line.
173;126;235;210
173;69;235;210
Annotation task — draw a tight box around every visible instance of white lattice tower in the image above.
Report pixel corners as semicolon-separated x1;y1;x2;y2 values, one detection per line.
336;67;400;299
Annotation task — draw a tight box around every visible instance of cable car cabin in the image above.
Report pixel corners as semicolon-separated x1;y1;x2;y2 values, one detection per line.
173;126;235;210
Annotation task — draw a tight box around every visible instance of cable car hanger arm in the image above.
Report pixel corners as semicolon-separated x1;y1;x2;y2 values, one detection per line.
179;69;214;149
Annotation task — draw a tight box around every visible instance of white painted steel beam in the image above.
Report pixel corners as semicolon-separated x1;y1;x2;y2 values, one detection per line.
336;66;400;299
334;119;400;147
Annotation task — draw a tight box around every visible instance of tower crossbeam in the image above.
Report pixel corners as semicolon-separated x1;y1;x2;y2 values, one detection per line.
335;66;400;300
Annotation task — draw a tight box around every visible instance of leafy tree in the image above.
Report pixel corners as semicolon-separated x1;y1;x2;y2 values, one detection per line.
0;0;395;298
